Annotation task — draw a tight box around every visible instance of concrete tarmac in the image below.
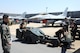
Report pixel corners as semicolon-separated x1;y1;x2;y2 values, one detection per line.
0;35;71;53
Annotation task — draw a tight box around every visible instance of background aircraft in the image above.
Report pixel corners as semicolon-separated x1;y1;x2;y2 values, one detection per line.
28;7;70;26
9;12;27;19
0;12;27;25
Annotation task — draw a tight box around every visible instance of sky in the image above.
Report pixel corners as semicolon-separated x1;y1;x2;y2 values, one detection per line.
0;0;80;14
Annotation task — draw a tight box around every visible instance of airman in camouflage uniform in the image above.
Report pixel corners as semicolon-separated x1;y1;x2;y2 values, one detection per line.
0;14;11;53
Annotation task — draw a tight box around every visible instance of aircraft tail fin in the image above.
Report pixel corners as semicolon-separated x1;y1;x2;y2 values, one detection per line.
21;12;26;18
61;7;68;17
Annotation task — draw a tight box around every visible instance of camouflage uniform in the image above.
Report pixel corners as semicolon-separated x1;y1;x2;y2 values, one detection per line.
0;21;11;53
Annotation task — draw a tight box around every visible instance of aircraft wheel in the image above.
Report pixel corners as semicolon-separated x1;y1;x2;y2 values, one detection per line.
60;24;62;27
52;22;54;26
52;23;54;26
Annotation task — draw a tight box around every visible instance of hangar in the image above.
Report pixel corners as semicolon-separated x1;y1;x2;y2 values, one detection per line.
0;11;80;18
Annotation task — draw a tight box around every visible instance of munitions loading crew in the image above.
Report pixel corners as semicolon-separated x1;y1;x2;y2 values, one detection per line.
55;18;69;42
70;19;77;41
62;18;69;32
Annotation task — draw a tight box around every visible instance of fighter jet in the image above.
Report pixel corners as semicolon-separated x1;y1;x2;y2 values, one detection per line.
28;7;70;26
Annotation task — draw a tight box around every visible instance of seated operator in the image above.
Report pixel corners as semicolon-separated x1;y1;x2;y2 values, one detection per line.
20;19;27;29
